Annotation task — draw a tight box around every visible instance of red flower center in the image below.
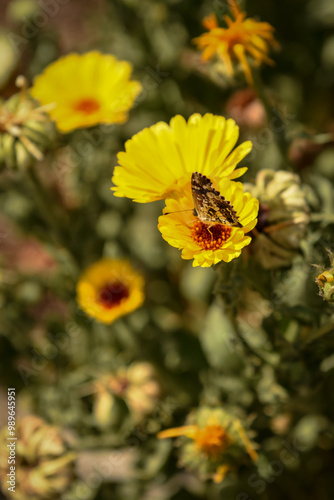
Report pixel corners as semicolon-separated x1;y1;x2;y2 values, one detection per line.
192;221;232;251
74;98;100;114
98;282;130;309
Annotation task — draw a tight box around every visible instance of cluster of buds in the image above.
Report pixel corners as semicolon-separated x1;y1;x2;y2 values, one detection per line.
92;362;161;426
0;77;56;171
315;251;334;302
158;406;258;483
0;415;75;500
245;169;310;269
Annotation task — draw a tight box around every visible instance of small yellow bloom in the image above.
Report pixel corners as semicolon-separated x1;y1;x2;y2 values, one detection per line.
193;0;279;85
112;113;252;203
158;178;259;267
30;51;142;133
315;251;334;303
76;258;144;324
158;407;258;483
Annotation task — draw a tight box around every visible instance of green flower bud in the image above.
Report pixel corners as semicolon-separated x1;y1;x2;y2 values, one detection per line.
0;79;56;171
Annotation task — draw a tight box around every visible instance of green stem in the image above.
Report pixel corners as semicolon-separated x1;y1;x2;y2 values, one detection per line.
252;69;295;171
25;165;81;275
310;213;334;223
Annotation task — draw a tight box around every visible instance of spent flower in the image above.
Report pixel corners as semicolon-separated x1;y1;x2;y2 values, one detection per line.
92;362;161;426
30;51;142;133
244;169;310;269
158;406;258;483
76;258;144;324
0;415;75;500
193;0;279;85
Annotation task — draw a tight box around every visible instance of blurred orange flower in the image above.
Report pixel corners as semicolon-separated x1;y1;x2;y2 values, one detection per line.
193;0;279;85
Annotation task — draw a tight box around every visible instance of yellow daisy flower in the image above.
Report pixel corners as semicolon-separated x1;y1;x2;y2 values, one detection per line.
112;113;252;203
30;51;142;133
193;0;279;85
76;258;144;324
158;177;259;267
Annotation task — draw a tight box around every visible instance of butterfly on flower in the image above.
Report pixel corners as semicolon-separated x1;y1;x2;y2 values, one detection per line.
191;172;242;228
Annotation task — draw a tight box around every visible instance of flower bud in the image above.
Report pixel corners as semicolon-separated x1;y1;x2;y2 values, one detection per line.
0;83;56;171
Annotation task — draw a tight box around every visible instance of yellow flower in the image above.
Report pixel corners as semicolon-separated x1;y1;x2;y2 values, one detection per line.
193;0;279;85
158;178;259;267
112;113;252;203
158;407;258;483
76;258;144;324
30;51;142;133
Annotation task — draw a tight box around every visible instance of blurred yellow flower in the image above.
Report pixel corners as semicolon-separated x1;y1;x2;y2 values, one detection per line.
112;113;252;203
158;407;258;483
76;258;144;324
158;178;259;267
30;51;142;133
193;0;279;85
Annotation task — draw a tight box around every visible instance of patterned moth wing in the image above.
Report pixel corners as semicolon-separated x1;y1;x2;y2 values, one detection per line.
191;172;242;228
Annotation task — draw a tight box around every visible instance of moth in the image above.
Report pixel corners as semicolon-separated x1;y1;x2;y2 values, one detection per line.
191;172;242;228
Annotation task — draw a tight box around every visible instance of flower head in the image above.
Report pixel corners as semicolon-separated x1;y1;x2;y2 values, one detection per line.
158;177;259;267
92;362;161;426
244;169;309;269
158;407;258;483
0;415;75;500
193;0;279;85
112;113;252;203
30;51;142;133
76;258;144;324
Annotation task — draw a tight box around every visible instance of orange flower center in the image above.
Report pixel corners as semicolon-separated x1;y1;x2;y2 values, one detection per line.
220;26;246;48
194;424;230;459
110;375;130;395
192;221;232;251
98;281;130;309
74;98;100;114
